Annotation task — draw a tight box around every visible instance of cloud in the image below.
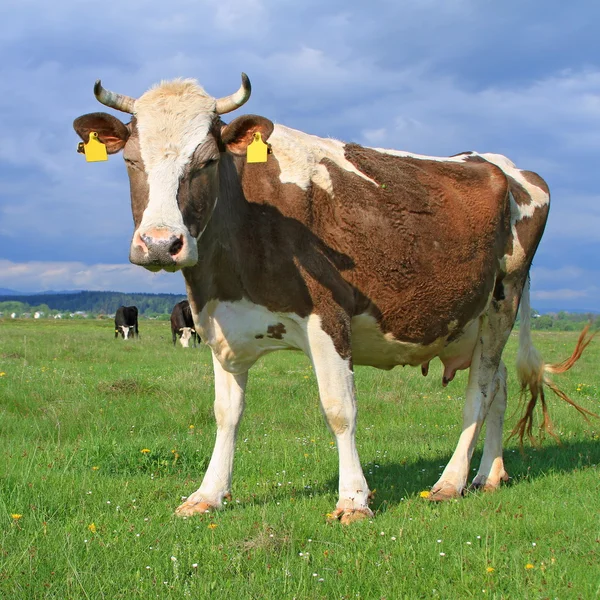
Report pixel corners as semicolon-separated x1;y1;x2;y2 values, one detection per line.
0;260;186;294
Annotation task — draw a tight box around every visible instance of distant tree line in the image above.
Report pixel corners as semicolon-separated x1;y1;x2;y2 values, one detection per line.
516;309;599;331
0;291;186;317
1;292;598;328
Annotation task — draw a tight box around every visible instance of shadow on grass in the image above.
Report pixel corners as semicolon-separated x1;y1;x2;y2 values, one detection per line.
285;439;600;512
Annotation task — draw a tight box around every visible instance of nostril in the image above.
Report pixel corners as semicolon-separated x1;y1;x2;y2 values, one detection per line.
169;235;184;256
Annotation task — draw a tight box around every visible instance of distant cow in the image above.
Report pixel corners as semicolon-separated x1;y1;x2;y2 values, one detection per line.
115;306;139;339
171;300;198;347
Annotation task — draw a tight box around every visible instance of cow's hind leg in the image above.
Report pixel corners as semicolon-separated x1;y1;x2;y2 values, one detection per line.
471;360;510;491
176;352;247;516
307;315;372;524
429;289;518;501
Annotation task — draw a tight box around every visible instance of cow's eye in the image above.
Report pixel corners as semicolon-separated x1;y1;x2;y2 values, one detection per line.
124;157;141;169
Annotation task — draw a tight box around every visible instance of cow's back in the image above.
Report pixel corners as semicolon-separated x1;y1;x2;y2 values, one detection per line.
241;134;513;346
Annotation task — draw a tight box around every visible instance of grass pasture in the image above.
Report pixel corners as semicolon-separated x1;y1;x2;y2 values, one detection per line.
0;319;599;599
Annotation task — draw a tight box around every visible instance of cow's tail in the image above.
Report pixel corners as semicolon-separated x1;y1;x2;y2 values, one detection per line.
509;276;598;447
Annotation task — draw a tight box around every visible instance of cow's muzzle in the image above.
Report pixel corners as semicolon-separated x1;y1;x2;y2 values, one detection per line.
130;228;198;272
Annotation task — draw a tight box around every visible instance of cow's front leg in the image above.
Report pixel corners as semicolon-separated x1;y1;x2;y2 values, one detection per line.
307;315;372;524
176;352;247;516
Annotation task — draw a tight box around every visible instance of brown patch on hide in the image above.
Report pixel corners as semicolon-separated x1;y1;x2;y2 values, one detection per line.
122;119;150;229
506;176;533;206
521;170;550;195
514;204;549;262
337;145;511;344
266;323;286;340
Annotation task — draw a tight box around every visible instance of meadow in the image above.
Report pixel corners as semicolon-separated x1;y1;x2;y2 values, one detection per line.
0;319;598;599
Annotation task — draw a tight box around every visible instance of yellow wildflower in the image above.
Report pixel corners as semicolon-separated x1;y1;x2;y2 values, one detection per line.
92;466;99;471
419;490;431;499
0;372;6;377
140;448;150;454
88;523;97;533
189;425;195;429
525;563;534;570
11;514;22;520
486;567;495;573
207;523;218;530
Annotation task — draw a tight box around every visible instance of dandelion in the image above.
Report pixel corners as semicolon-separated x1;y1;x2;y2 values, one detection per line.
192;563;198;568
92;466;99;471
88;523;97;533
189;424;195;429
486;567;495;573
207;523;217;530
0;372;6;377
11;514;22;520
140;448;150;454
525;563;535;570
420;490;431;499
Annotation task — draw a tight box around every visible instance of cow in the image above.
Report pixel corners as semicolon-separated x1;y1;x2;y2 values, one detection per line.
171;300;198;347
114;305;139;339
74;74;595;523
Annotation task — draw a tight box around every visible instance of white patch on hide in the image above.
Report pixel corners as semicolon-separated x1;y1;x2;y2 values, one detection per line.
269;126;378;195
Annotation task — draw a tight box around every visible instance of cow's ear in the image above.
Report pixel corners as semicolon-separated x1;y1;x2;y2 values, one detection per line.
221;115;274;156
73;112;130;154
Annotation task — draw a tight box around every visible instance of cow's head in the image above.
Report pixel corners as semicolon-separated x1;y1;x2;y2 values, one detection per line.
117;325;134;339
179;327;195;348
73;75;273;272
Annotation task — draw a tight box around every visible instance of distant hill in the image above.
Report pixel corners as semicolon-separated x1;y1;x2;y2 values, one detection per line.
0;288;22;295
0;291;186;315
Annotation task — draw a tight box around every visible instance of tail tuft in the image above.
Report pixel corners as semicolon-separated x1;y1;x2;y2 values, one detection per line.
509;279;598;448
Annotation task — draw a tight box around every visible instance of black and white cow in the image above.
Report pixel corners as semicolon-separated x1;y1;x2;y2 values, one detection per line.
74;74;594;523
115;305;139;339
171;300;198;347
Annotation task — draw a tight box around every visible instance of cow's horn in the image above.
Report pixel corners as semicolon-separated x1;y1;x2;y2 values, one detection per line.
94;80;136;114
215;73;251;115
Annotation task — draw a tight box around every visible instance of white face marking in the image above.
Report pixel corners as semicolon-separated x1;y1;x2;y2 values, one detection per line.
179;327;194;347
269;125;378;195
120;325;132;339
133;80;216;240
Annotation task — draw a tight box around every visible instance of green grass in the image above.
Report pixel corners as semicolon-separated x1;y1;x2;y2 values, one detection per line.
0;319;598;599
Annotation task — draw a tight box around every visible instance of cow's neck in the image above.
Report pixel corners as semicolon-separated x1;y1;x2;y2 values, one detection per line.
182;152;256;308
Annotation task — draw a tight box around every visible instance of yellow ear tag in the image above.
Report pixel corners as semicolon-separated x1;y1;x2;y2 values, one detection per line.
246;132;268;164
83;132;108;162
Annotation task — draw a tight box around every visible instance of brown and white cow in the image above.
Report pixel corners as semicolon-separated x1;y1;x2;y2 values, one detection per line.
74;74;594;523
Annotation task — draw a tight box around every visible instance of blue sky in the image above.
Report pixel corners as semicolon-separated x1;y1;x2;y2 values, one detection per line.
0;0;598;310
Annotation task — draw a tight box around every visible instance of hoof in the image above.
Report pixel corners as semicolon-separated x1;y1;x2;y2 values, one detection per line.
470;471;510;492
328;507;373;525
428;483;463;502
175;500;216;517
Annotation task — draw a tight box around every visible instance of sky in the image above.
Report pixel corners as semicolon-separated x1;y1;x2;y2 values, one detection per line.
0;0;598;311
